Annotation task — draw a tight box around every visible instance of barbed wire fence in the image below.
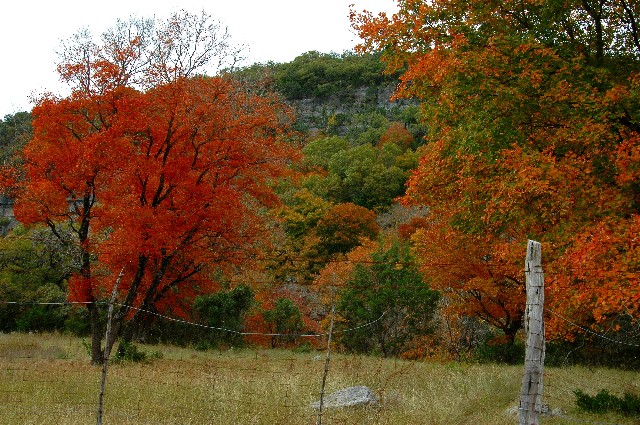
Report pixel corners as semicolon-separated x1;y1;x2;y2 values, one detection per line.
0;287;395;425
0;243;639;424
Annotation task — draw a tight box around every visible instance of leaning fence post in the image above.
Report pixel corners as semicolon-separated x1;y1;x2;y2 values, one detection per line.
97;267;124;425
518;240;545;425
317;276;336;425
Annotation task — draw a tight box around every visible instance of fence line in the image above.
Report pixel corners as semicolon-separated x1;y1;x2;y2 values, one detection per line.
1;240;639;424
0;299;387;339
1;314;638;424
0;331;427;424
545;308;640;348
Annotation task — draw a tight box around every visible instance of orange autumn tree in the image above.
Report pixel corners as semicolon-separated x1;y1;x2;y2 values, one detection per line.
96;76;294;351
14;86;144;362
8;11;294;363
352;0;640;342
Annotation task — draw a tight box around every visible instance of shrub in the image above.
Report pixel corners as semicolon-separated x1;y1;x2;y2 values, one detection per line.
192;285;254;349
336;241;439;357
262;298;305;348
574;389;640;416
113;340;162;363
472;335;525;365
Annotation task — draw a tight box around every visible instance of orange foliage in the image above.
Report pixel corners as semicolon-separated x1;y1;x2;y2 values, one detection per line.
379;122;414;151
314;203;380;255
352;0;640;340
6;32;296;349
398;217;428;241
548;215;640;337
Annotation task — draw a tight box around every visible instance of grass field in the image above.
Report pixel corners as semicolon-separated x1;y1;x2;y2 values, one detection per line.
0;332;638;424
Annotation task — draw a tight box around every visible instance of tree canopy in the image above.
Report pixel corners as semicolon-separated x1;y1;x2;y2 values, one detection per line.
2;11;295;363
352;0;640;339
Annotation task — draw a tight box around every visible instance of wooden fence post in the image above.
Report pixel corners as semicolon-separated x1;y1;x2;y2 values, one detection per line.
317;277;336;425
518;240;545;425
97;268;124;425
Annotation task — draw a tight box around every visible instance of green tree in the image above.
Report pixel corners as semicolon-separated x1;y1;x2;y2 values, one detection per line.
262;297;305;348
193;285;254;348
336;241;440;357
326;144;406;210
302;136;350;170
0;225;79;332
344;111;390;145
0;112;32;163
302;142;408;211
273;51;389;100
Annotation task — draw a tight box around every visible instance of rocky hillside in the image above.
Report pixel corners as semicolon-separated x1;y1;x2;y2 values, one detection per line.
233;51;421;141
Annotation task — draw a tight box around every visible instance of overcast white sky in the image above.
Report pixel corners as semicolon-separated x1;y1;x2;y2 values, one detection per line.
0;0;396;118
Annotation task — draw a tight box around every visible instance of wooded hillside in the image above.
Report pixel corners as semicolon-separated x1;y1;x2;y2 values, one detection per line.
0;3;639;367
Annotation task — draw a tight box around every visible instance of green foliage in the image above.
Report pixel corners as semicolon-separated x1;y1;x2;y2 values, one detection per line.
336;241;440;357
344;111;390;145
192;285;254;348
0;111;32;162
574;389;640;416
262;297;305;348
272;51;389;100
278;189;332;243
14;286;68;332
302;139;408;210
0;226;79;332
291;341;313;353
544;325;640;369
63;306;92;336
472;336;525;365
302;136;350;169
113;340;162;363
232;52;422;139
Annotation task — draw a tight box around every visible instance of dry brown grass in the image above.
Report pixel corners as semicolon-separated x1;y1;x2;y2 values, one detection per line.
0;332;637;424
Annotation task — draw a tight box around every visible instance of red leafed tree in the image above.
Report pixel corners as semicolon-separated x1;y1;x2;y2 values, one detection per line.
16;88;135;362
94;76;294;353
7;11;295;363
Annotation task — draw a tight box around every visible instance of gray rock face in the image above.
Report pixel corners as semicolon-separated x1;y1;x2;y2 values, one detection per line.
310;386;378;410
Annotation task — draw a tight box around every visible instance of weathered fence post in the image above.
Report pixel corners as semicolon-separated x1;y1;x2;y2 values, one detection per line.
97;268;124;425
317;278;336;425
518;240;545;425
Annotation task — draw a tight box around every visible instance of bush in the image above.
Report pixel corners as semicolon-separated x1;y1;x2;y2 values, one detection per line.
15;305;67;332
113;340;162;363
262;298;305;348
191;285;254;349
63;306;92;336
545;330;640;370
574;389;640;416
472;335;525;365
291;341;314;354
336;241;439;357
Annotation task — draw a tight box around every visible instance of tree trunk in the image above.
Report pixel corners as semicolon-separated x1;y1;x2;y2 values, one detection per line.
101;255;148;359
503;318;523;345
88;302;103;364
